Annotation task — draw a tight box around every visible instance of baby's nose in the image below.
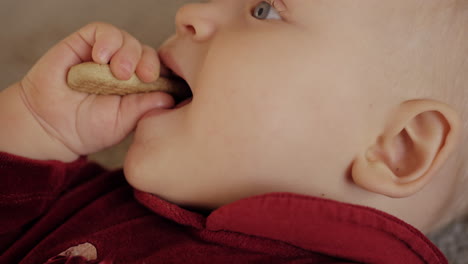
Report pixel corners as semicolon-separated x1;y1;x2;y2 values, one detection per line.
175;2;218;42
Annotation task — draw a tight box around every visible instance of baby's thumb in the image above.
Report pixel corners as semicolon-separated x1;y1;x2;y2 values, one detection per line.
116;92;175;134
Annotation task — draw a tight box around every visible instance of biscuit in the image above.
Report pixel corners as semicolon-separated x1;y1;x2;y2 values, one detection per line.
67;62;192;100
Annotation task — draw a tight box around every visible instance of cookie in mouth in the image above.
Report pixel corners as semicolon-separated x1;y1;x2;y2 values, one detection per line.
159;62;193;104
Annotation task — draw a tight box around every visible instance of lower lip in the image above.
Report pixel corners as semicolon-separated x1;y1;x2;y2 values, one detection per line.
141;97;193;119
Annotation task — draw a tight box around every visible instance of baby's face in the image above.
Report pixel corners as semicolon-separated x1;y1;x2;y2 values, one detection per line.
124;0;414;207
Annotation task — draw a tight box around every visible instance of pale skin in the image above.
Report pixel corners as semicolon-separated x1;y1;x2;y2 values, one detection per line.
0;0;465;234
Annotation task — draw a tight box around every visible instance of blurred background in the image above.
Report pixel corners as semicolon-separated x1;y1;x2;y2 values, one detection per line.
0;1;466;263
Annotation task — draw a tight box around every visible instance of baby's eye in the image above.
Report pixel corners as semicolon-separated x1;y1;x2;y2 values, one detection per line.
252;1;282;20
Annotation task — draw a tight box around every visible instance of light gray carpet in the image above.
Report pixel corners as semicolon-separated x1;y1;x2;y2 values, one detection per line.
1;1;466;263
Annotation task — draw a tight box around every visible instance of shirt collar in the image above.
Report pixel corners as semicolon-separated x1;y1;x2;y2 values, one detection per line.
134;190;447;264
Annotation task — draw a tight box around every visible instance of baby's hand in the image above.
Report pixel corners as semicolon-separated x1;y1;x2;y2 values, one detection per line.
1;22;173;161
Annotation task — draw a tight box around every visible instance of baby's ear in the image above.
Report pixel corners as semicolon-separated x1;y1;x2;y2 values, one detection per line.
351;99;461;198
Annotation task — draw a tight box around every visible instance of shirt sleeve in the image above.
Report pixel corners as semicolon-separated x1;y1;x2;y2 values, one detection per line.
0;151;106;251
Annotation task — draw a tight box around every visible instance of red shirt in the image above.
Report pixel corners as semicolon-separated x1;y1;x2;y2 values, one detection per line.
0;152;447;264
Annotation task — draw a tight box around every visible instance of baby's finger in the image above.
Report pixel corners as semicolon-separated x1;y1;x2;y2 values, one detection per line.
86;23;124;64
136;45;160;83
28;22;124;86
112;92;175;141
109;30;142;81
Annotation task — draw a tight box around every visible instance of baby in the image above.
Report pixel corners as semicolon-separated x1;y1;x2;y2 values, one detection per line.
0;0;467;263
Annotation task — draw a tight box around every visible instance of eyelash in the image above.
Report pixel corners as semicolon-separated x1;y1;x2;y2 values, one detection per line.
264;0;286;15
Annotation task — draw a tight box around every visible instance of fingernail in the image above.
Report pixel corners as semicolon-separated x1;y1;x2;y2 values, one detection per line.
120;61;133;79
98;48;111;63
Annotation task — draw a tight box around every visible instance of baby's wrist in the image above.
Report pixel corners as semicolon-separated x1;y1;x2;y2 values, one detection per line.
0;83;79;162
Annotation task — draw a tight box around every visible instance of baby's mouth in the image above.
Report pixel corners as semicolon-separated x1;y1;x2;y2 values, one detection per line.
159;63;193;105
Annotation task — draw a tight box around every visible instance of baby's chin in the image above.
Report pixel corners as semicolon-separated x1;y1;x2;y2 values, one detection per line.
122;134;186;201
122;137;161;194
